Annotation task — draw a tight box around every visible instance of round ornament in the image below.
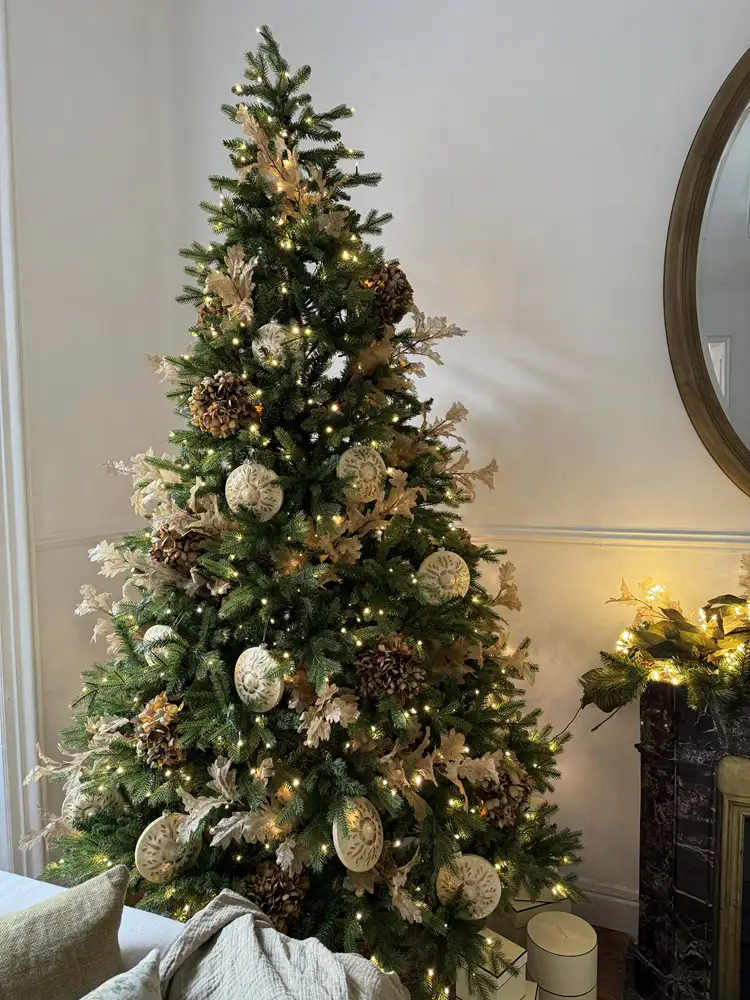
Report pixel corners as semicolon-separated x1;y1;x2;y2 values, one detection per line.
143;625;178;666
436;854;502;920
333;797;384;872
62;785;124;828
225;463;283;521
135;813;201;884
336;445;387;502
234;646;284;711
252;320;302;369
416;550;470;605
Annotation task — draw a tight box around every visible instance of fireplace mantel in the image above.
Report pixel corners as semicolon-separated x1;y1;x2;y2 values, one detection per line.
630;683;750;1000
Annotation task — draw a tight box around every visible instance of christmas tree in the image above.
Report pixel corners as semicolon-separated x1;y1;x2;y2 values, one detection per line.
25;27;581;999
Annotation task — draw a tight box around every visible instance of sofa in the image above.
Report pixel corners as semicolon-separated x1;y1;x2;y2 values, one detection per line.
0;869;182;972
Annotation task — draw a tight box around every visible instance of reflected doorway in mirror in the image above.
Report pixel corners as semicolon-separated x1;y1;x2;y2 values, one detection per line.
707;336;730;401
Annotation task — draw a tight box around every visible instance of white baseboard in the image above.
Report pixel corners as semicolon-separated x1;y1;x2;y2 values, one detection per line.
573;878;638;936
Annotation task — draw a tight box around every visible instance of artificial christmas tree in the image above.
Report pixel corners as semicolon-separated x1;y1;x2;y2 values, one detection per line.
23;27;581;999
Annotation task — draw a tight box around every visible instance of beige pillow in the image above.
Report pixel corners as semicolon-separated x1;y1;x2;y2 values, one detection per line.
0;865;129;1000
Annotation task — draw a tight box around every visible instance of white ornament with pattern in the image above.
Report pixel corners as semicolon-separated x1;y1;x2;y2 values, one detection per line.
252;320;302;369
333;797;384;872
225;462;283;520
62;785;124;828
436;854;502;920
234;646;284;711
143;625;178;666
135;813;201;884
337;445;387;502
416;550;470;604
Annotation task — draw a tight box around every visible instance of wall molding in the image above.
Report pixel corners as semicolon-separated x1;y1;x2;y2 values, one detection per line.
0;0;42;876
573;878;639;936
35;521;750;555
35;523;130;553
469;522;750;550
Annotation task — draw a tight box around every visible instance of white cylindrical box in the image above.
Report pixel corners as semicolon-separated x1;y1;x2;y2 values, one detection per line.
526;912;597;999
537;988;595;1000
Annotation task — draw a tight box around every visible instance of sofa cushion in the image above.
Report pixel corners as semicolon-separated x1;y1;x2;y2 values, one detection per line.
0;865;129;1000
0;869;183;971
82;949;162;1000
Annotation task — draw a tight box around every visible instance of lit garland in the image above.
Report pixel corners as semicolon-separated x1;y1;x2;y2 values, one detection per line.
579;560;750;714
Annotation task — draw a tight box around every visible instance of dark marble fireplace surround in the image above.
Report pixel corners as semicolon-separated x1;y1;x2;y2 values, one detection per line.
629;683;750;999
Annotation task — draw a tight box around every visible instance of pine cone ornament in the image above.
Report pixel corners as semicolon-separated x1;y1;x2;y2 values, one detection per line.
195;298;226;330
135;692;185;770
477;760;534;829
189;370;255;438
243;861;309;934
150;527;206;572
355;634;425;702
362;262;413;325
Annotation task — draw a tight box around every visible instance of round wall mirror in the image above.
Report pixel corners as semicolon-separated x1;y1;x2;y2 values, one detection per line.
665;46;750;497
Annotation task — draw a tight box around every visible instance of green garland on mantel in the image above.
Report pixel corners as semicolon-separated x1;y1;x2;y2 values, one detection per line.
578;555;750;717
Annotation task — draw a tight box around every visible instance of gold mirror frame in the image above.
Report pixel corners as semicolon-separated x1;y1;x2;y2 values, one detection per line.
665;46;750;497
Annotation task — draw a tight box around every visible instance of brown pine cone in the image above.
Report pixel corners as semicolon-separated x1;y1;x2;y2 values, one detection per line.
188;370;255;438
243;861;309;934
150;528;206;572
355;634;425;702
135;693;185;770
195;298;226;330
362;262;413;325
477;760;534;829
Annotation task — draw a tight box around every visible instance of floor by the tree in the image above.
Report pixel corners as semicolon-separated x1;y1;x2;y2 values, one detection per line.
596;928;629;1000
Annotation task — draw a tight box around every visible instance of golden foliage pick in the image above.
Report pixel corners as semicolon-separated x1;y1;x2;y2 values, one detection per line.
386;432;435;469
276;546;307;576
343;868;377;897
234;107;343;231
421;401;469;443
297;682;360;749
286;670;317;713
204;245;258;326
402;307;467;369
389;871;423;924
428;637;479;681
352;328;396;376
489;562;522;612
441;452;499;502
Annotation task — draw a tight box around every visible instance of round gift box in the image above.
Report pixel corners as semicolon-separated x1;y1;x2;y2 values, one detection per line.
526;911;597;999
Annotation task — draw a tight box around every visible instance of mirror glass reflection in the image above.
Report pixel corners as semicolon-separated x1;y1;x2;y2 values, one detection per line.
698;105;750;446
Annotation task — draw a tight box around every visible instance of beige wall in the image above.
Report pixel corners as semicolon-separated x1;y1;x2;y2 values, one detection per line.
6;0;185;814
10;0;750;930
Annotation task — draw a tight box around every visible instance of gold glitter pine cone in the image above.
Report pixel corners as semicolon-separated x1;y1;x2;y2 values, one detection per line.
150;527;207;572
477;761;534;829
355;634;425;702
188;370;255;438
135;692;185;770
243;861;309;934
361;262;413;325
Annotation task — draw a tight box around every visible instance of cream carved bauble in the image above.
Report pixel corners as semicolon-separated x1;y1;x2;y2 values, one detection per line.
225;463;283;520
135;813;201;884
333;796;384;872
252;320;302;369
336;445;387;502
143;625;178;666
234;646;284;711
436;854;502;920
62;785;124;828
416;550;470;605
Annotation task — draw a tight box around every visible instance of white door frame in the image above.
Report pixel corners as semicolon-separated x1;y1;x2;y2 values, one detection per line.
0;0;42;875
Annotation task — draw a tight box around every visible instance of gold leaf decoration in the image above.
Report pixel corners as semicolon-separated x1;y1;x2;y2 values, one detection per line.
489;562;522;612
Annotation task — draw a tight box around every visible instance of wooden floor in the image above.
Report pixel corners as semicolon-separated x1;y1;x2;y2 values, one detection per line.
595;927;630;1000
